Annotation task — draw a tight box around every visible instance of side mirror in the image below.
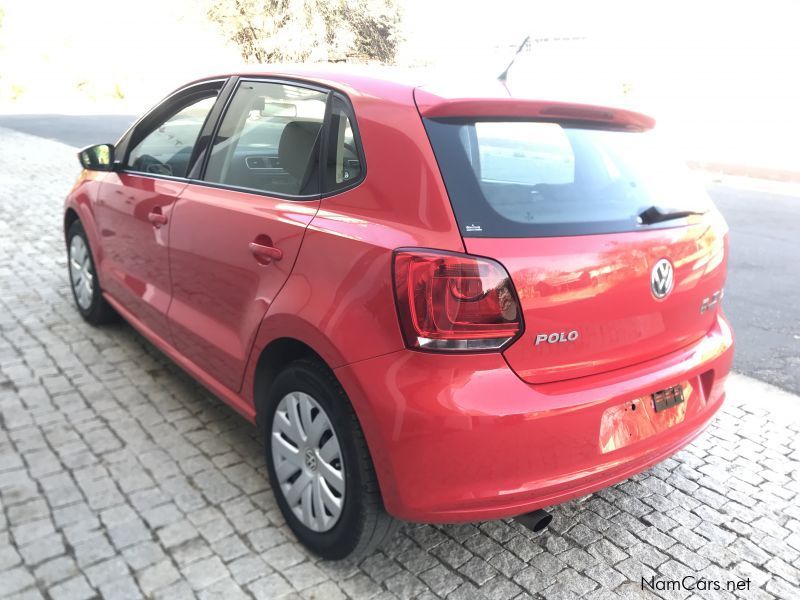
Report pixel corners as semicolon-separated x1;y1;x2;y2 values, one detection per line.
78;143;115;171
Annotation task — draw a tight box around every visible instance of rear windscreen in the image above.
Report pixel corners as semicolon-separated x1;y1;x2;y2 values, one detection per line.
423;119;711;237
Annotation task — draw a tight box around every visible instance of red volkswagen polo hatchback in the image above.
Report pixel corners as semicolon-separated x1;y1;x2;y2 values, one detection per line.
64;67;733;558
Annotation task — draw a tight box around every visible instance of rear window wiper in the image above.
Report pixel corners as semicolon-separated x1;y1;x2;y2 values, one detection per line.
637;205;707;225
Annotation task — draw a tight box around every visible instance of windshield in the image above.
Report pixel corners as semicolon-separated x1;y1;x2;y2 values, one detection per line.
424;119;712;237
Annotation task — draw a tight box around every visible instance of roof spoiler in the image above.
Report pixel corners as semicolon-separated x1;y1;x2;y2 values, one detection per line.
414;88;655;131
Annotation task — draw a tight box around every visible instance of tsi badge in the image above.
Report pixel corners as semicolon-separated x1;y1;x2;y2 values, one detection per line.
535;330;579;346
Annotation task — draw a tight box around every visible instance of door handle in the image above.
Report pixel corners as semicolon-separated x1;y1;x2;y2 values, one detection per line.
249;241;283;264
147;209;168;227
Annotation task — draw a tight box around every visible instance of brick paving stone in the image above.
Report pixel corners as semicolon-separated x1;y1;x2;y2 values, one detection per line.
561;547;598;571
1;127;799;598
431;538;473;569
229;555;270;586
210;533;249;562
418;563;463;597
283;560;329;591
555;567;598;596
0;546;23;571
157;519;198;548
199;577;251;600
47;574;95;600
301;579;347;600
458;554;498;585
360;551;403;583
464;533;504;559
397;547;440;575
258;542;304;572
531;551;567;579
513;565;550;595
247;525;287;551
566;522;604;546
84;555;130;588
247;572;294;597
585;563;627;590
488;548;527;578
122;540;167;571
384;570;428;599
504;534;544;562
182;555;229;590
478;574;523;600
628;542;669;569
19;534;66;566
137;559;181;596
172;537;214;567
3;566;37;595
447;580;490;600
152;580;196;600
340;572;385;598
98;575;144;600
31;556;78;589
667;543;710;571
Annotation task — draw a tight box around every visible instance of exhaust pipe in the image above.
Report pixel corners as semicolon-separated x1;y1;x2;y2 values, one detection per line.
516;509;552;533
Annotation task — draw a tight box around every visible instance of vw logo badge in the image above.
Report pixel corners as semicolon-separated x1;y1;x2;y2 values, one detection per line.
651;258;674;299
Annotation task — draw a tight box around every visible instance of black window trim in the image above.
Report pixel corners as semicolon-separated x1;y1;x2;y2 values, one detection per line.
111;75;367;202
186;77;240;179
193;76;367;202
422;116;689;239
321;92;367;196
115;78;231;180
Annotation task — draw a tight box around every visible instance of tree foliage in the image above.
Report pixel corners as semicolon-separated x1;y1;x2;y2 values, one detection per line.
207;0;402;64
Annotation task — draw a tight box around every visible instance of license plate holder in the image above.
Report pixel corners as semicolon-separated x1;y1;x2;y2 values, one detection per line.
651;384;685;413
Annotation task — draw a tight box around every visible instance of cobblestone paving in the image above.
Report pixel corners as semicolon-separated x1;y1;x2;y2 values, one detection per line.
1;126;799;599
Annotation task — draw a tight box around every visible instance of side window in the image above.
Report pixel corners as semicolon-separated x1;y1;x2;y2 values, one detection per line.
323;97;363;191
127;95;217;178
204;81;327;196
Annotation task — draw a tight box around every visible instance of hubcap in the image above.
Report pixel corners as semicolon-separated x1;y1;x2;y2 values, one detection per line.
69;235;94;310
271;392;345;532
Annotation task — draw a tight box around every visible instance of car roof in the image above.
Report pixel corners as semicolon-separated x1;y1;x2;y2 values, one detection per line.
196;64;655;131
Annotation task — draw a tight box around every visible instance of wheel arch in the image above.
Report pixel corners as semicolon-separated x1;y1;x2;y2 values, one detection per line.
250;333;395;500
252;337;327;431
63;182;106;284
64;207;80;239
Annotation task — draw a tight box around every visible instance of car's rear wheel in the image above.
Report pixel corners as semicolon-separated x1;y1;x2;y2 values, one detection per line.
67;220;117;325
264;358;397;559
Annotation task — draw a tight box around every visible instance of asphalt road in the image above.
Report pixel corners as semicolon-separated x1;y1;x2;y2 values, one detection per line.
1;114;798;394
0;113;137;147
710;184;800;393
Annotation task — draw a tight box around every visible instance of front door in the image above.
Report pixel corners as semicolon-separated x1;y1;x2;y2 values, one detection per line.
167;80;328;391
95;89;220;338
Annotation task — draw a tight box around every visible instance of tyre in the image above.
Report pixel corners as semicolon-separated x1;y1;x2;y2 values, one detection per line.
66;220;117;325
264;358;398;559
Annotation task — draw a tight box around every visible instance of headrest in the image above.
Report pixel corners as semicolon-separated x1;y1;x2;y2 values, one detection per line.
278;121;322;182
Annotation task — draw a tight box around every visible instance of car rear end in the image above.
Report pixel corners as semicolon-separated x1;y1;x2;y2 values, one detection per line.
336;85;733;522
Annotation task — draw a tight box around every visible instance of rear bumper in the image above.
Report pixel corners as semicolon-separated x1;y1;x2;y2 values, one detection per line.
335;313;733;523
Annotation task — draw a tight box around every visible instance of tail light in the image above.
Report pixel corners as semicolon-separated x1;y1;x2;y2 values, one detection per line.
392;249;523;351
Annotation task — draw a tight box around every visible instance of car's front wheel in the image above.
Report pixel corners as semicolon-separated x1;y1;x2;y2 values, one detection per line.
264;358;397;559
66;220;117;325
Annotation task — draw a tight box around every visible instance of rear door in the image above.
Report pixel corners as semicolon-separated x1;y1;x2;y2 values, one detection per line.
95;80;225;338
167;79;328;391
423;118;728;384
